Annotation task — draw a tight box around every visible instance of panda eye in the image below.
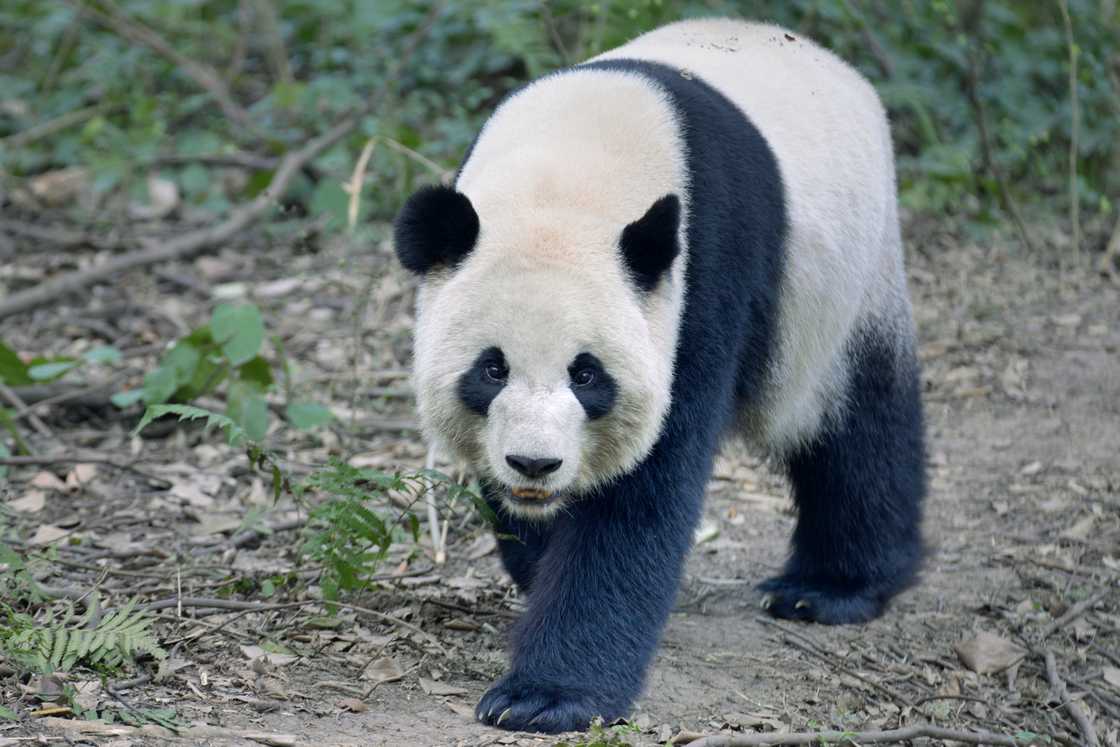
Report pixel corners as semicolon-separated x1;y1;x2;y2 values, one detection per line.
571;368;596;388
483;363;508;384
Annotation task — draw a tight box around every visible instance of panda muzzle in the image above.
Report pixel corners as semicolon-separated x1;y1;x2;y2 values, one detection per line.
509;487;553;501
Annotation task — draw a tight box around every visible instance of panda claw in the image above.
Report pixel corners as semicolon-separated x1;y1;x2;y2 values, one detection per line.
761;593;773;610
795;599;809;610
496;707;512;726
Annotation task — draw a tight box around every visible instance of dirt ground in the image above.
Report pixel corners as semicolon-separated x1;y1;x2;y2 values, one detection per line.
1;218;1118;746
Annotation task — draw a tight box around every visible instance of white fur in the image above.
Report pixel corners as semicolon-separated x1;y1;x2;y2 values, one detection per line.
414;70;688;516
596;19;912;451
411;19;911;515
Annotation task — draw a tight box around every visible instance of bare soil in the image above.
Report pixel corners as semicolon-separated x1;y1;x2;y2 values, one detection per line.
1;220;1117;746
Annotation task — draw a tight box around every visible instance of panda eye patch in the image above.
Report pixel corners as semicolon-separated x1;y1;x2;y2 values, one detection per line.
458;347;508;416
568;352;616;420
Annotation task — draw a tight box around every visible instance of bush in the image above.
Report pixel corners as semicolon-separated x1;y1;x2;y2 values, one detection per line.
1;1;1115;229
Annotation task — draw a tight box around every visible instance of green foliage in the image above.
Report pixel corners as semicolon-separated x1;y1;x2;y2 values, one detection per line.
127;303;331;440
133;404;248;446
0;597;166;675
2;1;1113;232
554;718;642;747
297;460;479;602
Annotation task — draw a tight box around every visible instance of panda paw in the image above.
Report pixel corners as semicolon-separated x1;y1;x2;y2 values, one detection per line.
476;675;608;733
757;574;885;624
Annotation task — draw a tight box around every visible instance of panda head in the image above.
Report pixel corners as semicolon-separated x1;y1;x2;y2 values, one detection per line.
395;184;682;518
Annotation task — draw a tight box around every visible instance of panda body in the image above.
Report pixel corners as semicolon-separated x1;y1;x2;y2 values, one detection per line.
395;18;925;734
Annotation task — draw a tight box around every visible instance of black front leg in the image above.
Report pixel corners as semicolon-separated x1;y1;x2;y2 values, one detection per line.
476;464;704;733
484;480;550;594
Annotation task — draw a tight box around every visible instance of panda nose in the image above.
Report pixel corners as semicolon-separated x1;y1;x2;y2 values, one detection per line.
506;455;563;479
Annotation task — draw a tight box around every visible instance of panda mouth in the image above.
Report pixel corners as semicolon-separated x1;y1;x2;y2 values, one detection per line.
509;487;555;503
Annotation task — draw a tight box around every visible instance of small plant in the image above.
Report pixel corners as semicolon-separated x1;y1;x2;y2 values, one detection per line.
554;718;642;747
135;404;485;602
121;303;332;441
0;596;165;675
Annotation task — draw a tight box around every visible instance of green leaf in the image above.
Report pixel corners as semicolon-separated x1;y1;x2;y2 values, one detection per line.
0;441;9;481
142;366;177;405
211;304;265;366
132;404;247;446
238;355;274;390
285;401;333;430
82;345;122;364
228;384;269;442
309;180;350;228
0;704;18;720
0;341;31;386
161;342;201;385
27;360;78;381
111;389;144;408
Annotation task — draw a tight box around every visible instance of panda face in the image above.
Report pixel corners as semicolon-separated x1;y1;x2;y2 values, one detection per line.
412;248;672;519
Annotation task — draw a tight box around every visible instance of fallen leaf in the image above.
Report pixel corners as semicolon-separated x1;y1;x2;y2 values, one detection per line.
240;646;298;667
1020;461;1043;476
446;700;475;718
27;524;68;547
362;656;403;684
337;697;367;713
464;533;497;560
1102;667;1120;688
7;490;46;513
418;677;468;696
29;471;66;492
65;464;97;491
953;631;1027;674
128;176;179;220
1060;515;1095;540
28;167;88;207
71;680;101;712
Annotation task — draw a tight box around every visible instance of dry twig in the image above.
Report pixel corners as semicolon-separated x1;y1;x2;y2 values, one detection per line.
38;716;296;746
756;617;911;708
0;104;106;150
65;0;271;141
0;115;352;320
0;5;442;321
687;724;1036;746
1043;647;1100;747
1042;587;1112;638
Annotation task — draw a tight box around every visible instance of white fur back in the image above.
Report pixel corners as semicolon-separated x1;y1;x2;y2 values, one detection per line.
596;19;912;451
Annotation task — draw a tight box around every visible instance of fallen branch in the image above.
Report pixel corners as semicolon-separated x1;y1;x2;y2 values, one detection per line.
0;104;105;150
0;4;442;322
1043;647;1100;747
136;595;443;651
66;0;270;141
0;454;171;488
0;113;353;321
687;724;1035;746
38;716;296;746
1042;587;1112;638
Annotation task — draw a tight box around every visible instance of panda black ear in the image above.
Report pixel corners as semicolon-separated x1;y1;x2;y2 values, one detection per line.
393;185;480;275
619;194;681;292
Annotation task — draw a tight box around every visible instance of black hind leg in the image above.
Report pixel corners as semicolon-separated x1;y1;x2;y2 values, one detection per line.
760;328;925;624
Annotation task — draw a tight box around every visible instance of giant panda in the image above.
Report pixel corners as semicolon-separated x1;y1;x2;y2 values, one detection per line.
393;18;925;733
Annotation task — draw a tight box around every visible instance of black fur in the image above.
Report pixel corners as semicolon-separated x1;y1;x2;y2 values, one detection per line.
759;328;925;622
475;59;790;733
568;352;616;420
457;347;507;416
394;185;479;275
619;194;681;292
